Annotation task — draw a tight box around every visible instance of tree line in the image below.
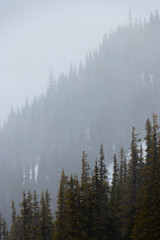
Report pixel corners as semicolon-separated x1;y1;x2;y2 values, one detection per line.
1;114;160;239
1;11;160;224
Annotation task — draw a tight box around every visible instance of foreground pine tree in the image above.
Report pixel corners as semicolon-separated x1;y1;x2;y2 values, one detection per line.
39;190;53;240
132;114;160;240
53;170;68;240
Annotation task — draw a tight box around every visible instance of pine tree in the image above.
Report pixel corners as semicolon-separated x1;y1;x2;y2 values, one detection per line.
11;201;16;224
80;151;91;239
2;219;9;240
81;151;90;190
99;143;107;183
20;190;32;240
91;158;100;239
10;201;18;240
119;147;124;187
39;191;53;240
111;154;119;209
110;154;119;215
53;170;68;240
91;145;114;240
120;127;140;239
63;175;81;239
0;213;8;240
32;190;40;240
132;114;160;240
110;154;121;240
145;118;152;164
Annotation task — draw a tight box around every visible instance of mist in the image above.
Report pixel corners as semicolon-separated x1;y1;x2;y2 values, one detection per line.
1;0;160;122
0;1;160;238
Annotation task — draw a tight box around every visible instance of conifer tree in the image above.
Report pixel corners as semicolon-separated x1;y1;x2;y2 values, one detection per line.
53;170;68;240
39;191;53;240
99;143;107;183
63;175;81;239
110;154;119;214
81;151;90;190
91;146;114;240
119;147;124;186
111;154;119;204
2;219;9;240
11;201;16;224
0;213;8;240
132;114;160;240
20;191;32;240
91;158;100;239
110;154;122;240
32;190;40;240
80;151;91;239
10;201;18;240
120;127;140;239
145;118;152;163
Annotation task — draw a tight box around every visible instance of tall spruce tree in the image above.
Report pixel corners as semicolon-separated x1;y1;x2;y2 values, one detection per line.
120;127;140;239
110;154;119;216
32;190;40;240
53;170;68;240
80;151;92;239
63;175;81;239
132;114;160;240
39;191;53;240
19;191;32;240
91;145;115;240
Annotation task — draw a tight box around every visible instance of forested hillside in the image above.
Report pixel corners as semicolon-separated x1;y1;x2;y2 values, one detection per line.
1;114;160;239
0;12;160;224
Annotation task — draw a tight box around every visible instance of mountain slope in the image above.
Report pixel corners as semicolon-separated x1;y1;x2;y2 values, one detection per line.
0;12;160;223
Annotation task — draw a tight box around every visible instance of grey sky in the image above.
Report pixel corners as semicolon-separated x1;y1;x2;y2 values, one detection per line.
1;0;160;123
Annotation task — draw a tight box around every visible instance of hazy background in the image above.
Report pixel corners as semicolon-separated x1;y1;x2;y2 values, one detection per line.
1;0;160;123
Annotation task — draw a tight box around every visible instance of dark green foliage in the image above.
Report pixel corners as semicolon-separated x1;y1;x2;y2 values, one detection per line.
0;213;8;240
2;115;160;240
110;154;119;218
20;191;32;240
120;127;140;239
32;190;41;240
9;190;53;240
39;190;53;240
62;175;81;239
53;170;68;240
132;114;160;240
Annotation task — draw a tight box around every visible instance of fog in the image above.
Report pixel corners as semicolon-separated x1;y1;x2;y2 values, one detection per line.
1;0;160;122
1;1;160;230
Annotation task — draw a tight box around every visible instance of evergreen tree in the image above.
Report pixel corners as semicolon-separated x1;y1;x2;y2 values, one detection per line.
111;154;119;208
81;151;90;190
80;151;91;239
91;145;114;240
2;219;9;240
39;191;53;240
53;170;68;240
132;114;160;240
11;201;16;224
110;154;119;215
120;127;140;239
32;190;40;240
19;191;32;240
10;201;18;240
0;213;8;240
63;175;81;239
91;158;100;239
119;147;124;187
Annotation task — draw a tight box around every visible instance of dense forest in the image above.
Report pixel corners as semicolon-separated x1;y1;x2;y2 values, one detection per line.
1;11;160;224
0;114;160;239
